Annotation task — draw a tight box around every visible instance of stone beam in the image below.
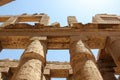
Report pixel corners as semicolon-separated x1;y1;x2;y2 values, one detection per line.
1;24;120;49
93;14;120;24
0;16;18;28
44;62;72;78
0;14;46;22
0;22;119;49
0;24;120;36
1;26;120;49
0;0;14;6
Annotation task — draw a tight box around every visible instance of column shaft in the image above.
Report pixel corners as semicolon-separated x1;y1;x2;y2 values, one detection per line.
97;60;117;80
0;72;2;80
70;40;103;80
0;42;2;52
45;76;51;80
106;37;120;67
118;76;120;80
101;72;117;80
11;40;47;80
67;76;73;80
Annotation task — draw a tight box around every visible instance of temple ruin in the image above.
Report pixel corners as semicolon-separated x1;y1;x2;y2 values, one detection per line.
0;1;120;80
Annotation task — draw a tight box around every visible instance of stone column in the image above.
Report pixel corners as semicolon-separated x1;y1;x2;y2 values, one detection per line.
11;38;47;80
118;76;120;80
67;76;73;80
67;78;72;80
69;40;103;80
97;60;117;80
45;76;51;80
101;72;117;80
0;42;2;52
106;37;120;67
0;72;2;80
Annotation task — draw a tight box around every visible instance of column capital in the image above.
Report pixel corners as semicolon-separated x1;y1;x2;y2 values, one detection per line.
69;40;95;64
20;39;47;66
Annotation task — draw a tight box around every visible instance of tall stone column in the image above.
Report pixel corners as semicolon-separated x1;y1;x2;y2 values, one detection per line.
67;76;73;80
11;37;47;80
118;76;120;80
0;72;2;80
97;60;117;80
45;76;51;80
101;72;117;80
106;37;120;67
69;40;103;80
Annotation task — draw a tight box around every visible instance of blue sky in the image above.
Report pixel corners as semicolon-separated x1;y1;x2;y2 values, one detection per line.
0;0;120;80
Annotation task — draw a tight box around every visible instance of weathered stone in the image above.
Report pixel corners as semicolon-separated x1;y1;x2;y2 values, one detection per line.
67;76;74;80
97;49;117;80
12;59;43;80
0;42;2;52
11;40;47;80
0;72;2;80
20;40;47;66
45;76;51;80
106;37;120;68
39;15;50;26
93;14;120;24
101;72;117;80
118;76;120;80
0;16;18;28
97;60;117;80
67;16;78;26
70;40;103;80
0;13;120;79
51;22;60;28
